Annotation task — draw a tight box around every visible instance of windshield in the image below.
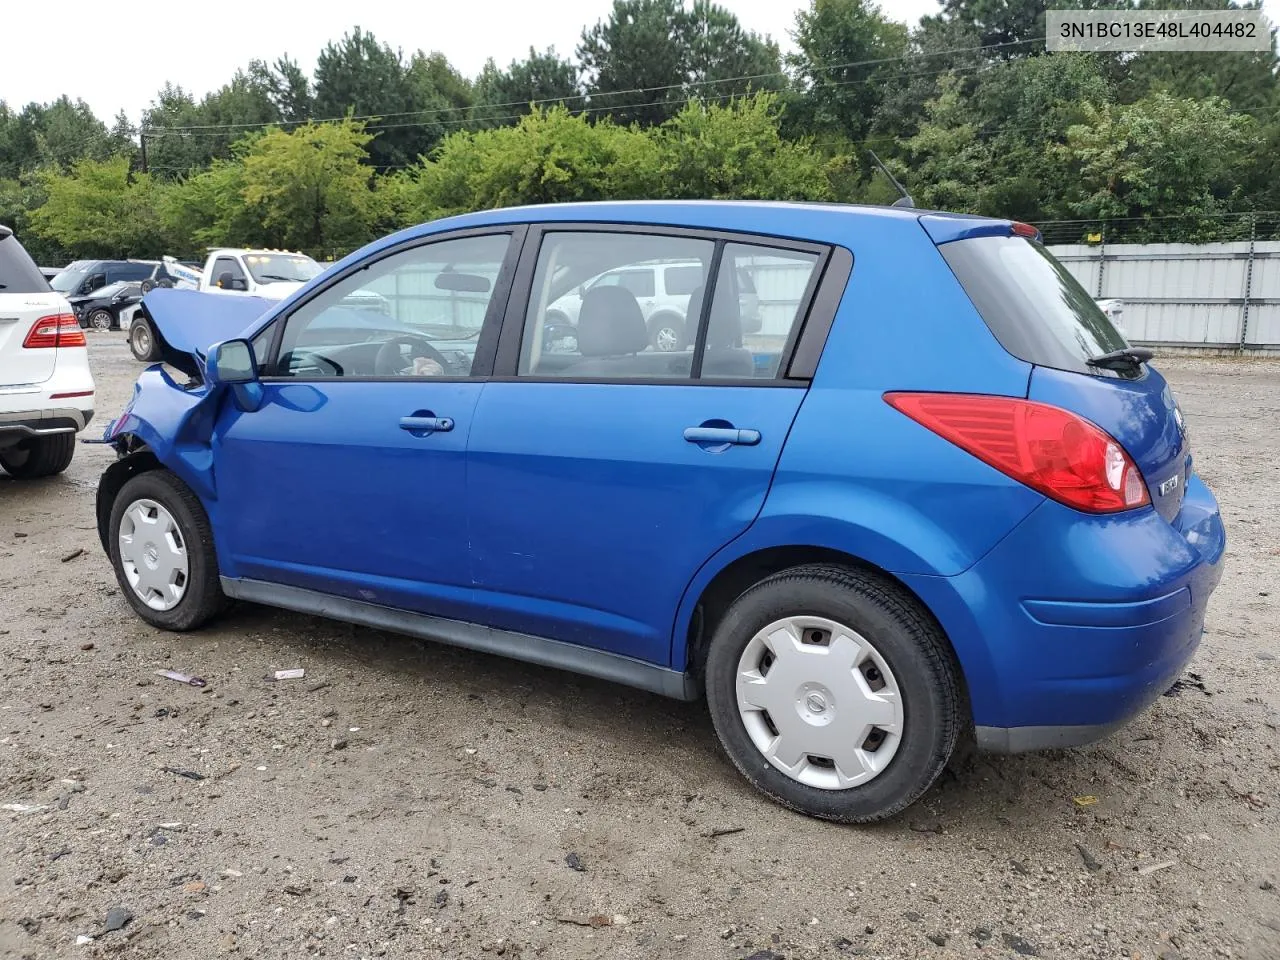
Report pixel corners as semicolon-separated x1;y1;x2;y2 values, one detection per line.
243;253;322;284
940;235;1130;377
50;262;92;293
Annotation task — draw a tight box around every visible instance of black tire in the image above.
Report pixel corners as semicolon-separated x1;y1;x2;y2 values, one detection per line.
108;470;227;631
129;319;158;361
704;563;962;824
0;433;76;478
88;308;115;332
648;313;686;352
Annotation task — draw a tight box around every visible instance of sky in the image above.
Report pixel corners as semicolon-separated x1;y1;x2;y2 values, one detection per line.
2;0;943;123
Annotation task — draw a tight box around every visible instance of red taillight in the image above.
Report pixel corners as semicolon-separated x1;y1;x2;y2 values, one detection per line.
884;393;1150;513
23;314;85;349
1011;221;1040;239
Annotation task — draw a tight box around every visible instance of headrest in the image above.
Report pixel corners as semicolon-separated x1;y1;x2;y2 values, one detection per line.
576;286;649;357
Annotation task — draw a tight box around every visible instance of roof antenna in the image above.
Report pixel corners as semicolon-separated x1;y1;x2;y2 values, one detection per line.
867;150;914;208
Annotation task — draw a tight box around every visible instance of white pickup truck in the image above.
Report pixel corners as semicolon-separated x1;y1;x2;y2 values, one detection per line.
129;248;388;361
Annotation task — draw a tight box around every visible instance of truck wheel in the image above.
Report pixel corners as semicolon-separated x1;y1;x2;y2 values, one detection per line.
130;320;158;361
0;434;76;478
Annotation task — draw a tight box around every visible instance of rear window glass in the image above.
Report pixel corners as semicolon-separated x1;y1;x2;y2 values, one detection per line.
0;233;50;294
940;236;1128;376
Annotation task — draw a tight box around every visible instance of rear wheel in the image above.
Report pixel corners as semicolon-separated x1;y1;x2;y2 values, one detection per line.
109;470;226;630
129;319;158;361
89;308;115;332
704;564;961;823
0;434;76;478
648;314;686;352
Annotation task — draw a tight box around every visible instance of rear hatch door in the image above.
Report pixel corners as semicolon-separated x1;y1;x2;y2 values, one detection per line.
938;231;1188;522
0;231;62;386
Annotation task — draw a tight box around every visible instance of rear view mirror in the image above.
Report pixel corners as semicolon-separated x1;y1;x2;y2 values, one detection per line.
435;272;490;293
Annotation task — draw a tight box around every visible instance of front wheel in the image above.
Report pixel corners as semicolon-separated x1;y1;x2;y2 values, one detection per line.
704;564;962;823
129;319;158;361
89;308;115;332
0;434;76;478
108;470;227;630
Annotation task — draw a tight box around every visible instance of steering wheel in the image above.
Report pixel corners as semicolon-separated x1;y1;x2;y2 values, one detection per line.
373;334;452;377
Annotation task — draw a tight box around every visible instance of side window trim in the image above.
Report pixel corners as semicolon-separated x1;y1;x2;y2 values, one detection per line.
260;224;527;380
493;223;832;385
785;245;853;381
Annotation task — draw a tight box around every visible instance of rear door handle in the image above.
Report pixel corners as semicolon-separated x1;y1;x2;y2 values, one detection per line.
400;416;454;433
683;426;760;446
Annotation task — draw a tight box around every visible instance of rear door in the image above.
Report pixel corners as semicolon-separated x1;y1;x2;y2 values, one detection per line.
0;229;64;386
465;226;828;665
938;232;1189;521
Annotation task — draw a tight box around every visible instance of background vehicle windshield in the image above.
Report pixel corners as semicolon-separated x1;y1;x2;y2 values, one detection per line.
49;262;92;293
244;254;322;284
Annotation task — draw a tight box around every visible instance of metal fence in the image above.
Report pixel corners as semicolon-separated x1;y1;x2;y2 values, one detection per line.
1047;238;1280;353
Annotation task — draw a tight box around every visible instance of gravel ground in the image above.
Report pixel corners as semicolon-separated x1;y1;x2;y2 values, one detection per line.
1;338;1278;960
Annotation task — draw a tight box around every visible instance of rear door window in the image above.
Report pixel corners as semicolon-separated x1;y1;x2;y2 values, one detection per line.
940;236;1129;376
0;233;49;294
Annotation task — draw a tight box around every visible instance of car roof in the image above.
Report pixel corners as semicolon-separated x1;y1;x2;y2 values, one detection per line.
362;200;1012;257
207;248;311;257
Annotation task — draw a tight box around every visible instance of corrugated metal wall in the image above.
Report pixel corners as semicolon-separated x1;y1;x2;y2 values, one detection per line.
1048;241;1280;350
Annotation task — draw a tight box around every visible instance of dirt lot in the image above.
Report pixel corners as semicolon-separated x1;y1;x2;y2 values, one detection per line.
1;338;1277;960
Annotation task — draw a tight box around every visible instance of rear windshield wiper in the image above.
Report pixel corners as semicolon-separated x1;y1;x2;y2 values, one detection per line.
1087;346;1154;371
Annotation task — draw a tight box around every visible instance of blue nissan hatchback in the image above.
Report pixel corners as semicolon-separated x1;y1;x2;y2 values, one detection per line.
97;202;1225;822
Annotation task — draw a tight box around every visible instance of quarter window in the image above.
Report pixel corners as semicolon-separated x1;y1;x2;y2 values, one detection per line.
271;233;511;379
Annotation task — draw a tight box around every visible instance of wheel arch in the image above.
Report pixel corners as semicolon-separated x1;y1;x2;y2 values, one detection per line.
96;443;163;554
674;540;982;725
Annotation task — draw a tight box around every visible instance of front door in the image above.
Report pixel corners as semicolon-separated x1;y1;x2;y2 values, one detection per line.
211;230;519;620
466;228;826;665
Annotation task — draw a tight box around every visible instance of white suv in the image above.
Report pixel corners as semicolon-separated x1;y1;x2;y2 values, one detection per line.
547;259;761;351
0;226;95;478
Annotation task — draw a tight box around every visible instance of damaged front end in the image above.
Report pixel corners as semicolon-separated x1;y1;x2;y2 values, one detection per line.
96;289;275;555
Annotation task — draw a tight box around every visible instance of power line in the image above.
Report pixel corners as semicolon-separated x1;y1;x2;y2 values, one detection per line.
144;36;1047;134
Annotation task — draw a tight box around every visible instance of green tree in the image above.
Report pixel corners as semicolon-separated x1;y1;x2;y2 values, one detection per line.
1058;93;1260;231
28;156;166;258
936;0;1048;55
399;106;660;223
656;94;838;200
579;0;781;125
249;56;314;122
473;47;581;125
787;0;910;141
238;121;382;254
313;28;445;168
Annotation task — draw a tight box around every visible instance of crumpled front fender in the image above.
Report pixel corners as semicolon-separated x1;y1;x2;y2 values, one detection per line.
102;364;225;505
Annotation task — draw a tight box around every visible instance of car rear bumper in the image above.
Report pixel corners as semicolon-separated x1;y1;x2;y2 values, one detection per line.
904;472;1226;751
0;406;95;439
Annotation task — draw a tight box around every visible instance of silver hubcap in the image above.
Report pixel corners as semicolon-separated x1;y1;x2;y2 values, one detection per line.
91;311;112;330
118;498;189;611
655;326;679;351
134;326;150;354
736;616;904;790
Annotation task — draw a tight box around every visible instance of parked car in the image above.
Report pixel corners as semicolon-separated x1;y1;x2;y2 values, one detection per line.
39;266;61;282
95;202;1223;823
0;225;94;478
51;259;174;299
1096;298;1125;336
546;258;761;351
68;280;144;331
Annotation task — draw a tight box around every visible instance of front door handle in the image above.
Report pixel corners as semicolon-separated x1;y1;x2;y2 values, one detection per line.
683;426;760;446
400;415;454;433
